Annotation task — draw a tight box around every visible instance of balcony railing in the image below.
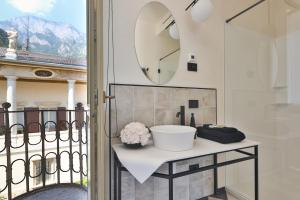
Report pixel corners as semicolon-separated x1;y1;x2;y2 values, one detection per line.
0;102;89;200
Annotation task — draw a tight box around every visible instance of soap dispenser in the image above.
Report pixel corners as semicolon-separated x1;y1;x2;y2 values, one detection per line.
190;113;196;128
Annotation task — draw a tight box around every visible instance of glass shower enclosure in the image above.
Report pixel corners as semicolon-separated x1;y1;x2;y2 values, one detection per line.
225;0;300;199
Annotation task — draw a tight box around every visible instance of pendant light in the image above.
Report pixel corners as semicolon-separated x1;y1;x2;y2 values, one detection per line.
169;23;180;40
186;0;213;22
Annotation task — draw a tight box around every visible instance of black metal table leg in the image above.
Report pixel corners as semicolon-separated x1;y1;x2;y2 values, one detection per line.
114;153;117;200
169;162;173;200
117;158;122;200
255;146;259;200
213;154;218;195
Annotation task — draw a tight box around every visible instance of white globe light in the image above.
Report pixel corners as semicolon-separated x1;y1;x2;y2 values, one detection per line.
169;23;180;40
191;0;213;22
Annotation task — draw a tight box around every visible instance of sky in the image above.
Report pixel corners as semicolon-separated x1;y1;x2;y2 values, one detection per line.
0;0;87;33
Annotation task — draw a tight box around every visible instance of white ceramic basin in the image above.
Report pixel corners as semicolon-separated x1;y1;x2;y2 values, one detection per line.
150;125;197;151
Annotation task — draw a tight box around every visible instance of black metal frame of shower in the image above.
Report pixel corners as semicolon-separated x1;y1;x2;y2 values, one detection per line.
226;0;267;23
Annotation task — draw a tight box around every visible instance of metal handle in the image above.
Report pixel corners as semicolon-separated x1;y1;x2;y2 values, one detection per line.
103;91;115;103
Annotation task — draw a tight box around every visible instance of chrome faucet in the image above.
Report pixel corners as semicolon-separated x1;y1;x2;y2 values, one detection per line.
176;106;185;126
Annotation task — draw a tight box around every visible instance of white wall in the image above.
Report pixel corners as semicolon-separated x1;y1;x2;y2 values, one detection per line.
287;10;300;103
0;80;5;103
0;80;87;108
104;0;258;125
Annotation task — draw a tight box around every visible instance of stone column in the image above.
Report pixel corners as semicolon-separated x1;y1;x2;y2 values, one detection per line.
67;80;76;123
6;76;18;134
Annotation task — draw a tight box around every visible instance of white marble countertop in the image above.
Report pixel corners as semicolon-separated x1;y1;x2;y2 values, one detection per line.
113;138;259;183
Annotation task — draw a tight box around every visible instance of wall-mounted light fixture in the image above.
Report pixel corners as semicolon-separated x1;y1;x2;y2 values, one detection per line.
165;20;180;40
185;0;213;22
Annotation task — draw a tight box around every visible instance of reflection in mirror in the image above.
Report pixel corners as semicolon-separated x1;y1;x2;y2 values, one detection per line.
135;2;180;84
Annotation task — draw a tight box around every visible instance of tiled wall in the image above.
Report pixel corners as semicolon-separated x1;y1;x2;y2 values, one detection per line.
110;84;217;137
110;84;217;200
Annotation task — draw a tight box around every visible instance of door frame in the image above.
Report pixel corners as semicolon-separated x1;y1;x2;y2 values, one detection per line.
87;0;106;199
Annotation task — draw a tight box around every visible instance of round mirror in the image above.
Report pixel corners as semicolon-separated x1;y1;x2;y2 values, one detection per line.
135;2;180;84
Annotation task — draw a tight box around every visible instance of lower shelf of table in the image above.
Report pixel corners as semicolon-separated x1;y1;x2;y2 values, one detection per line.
199;187;228;200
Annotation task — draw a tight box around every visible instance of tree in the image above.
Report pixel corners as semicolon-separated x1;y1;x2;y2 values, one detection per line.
0;195;6;200
0;28;8;47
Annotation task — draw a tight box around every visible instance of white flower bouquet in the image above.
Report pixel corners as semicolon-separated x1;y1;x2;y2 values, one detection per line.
120;122;151;148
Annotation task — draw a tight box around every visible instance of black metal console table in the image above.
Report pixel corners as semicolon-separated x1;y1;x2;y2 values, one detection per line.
113;144;259;200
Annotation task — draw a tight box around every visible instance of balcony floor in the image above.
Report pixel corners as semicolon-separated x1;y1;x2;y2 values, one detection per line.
17;185;87;200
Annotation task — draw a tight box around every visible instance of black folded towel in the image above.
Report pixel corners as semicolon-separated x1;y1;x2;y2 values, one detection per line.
197;125;245;144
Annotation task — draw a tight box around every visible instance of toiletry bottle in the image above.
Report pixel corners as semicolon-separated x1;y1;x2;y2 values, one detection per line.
190;113;196;128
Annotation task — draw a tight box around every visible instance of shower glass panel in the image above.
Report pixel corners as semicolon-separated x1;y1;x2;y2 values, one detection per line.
225;0;300;199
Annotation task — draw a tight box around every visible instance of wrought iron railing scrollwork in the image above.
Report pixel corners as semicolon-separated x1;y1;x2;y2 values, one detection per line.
0;102;89;200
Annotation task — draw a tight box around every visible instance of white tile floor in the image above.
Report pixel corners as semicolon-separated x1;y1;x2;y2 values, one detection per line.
207;194;239;200
227;194;239;200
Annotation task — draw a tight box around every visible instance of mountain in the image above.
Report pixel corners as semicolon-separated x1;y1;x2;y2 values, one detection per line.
0;16;86;58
